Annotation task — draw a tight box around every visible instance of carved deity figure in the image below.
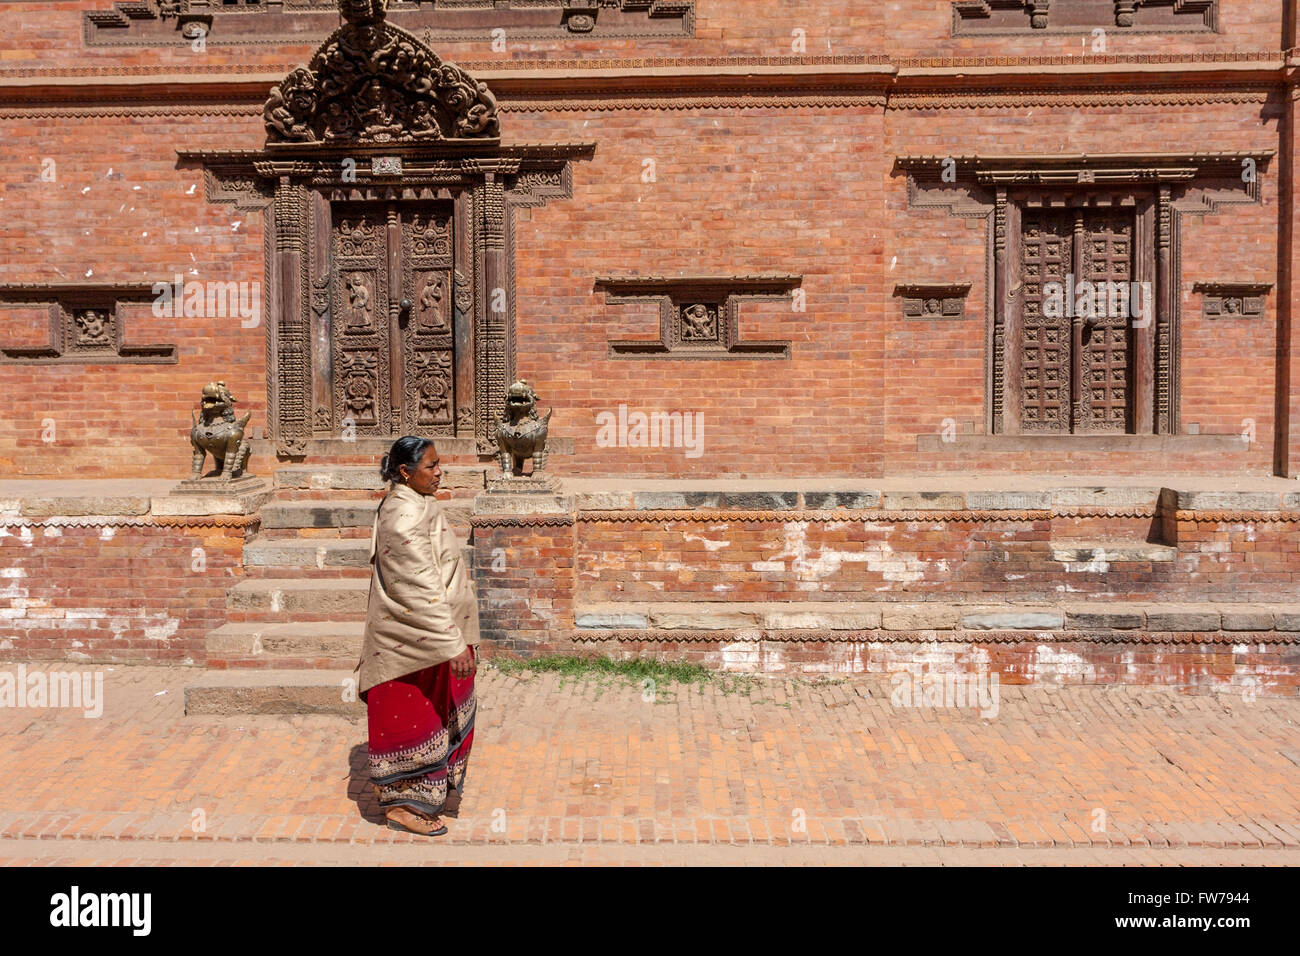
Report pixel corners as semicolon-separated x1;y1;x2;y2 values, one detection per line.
681;303;716;340
418;276;447;331
74;309;111;345
346;273;373;328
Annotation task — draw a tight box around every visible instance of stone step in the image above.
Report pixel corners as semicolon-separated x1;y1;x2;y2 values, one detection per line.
243;537;372;569
572;601;1300;633
1049;541;1177;563
228;578;371;616
259;500;378;529
205;621;362;667
275;464;488;492
184;669;364;716
258;498;472;531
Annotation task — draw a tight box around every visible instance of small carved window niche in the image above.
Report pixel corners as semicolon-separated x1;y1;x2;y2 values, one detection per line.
894;283;972;320
596;275;800;360
952;1;1218;35
0;285;177;365
1192;282;1272;320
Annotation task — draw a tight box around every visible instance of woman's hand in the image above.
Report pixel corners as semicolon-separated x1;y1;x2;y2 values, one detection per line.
450;646;476;680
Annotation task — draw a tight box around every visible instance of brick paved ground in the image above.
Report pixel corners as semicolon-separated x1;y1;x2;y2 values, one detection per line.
0;664;1297;866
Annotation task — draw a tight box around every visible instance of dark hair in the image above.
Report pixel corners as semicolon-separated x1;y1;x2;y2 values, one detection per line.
380;435;436;484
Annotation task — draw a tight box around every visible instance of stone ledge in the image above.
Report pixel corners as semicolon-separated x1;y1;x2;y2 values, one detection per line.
570;602;1300;635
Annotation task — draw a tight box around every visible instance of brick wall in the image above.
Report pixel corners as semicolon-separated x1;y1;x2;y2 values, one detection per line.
0;520;246;663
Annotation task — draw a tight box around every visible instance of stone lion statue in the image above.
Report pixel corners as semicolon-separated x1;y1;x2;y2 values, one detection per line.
190;381;252;480
495;379;552;477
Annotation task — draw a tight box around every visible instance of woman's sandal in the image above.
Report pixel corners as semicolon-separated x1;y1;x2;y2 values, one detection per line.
385;807;448;837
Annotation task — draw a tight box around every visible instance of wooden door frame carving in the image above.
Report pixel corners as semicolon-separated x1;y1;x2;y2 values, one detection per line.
181;144;592;457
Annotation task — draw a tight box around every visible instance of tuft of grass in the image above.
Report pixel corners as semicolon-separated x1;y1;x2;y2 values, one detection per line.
489;654;755;695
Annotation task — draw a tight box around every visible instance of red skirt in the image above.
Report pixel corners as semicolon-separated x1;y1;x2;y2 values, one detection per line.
365;647;476;817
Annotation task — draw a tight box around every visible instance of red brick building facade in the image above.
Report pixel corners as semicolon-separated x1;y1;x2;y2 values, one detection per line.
2;1;1299;701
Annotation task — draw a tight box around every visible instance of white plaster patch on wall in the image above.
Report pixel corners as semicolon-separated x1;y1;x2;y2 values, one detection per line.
682;531;730;552
1033;644;1097;682
751;560;785;572
719;640;760;673
711;583;732;591
1005;573;1026;580
1064;560;1110;573
43;526;62;538
143;618;181;641
0;568;25;578
1232;644;1250;655
768;521;930;583
99;526;116;541
18;528;33;547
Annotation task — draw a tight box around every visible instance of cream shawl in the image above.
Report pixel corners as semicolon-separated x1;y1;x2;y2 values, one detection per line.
357;482;481;695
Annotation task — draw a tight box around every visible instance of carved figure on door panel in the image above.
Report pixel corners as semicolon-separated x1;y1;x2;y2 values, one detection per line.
417;274;448;332
346;273;373;330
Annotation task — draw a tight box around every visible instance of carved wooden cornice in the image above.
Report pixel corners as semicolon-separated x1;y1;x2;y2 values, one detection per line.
897;151;1276;185
893;283;973;320
84;0;695;48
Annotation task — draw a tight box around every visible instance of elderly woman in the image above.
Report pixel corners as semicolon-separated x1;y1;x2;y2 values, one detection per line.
357;435;480;836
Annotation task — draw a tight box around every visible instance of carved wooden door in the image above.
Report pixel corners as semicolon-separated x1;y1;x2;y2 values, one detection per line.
1019;210;1074;432
1016;207;1135;433
330;200;456;437
1077;211;1134;432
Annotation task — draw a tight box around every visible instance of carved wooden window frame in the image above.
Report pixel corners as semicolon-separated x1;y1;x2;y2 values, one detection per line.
0;284;177;365
898;152;1273;437
595;275;800;360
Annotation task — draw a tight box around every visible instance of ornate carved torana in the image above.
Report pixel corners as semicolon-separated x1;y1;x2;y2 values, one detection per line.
264;1;500;146
894;283;972;320
85;0;694;47
1193;282;1273;321
0;284;177;365
183;1;593;457
596;275;801;359
952;0;1218;34
898;152;1273;437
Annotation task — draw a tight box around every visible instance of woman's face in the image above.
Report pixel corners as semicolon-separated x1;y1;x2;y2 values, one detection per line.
399;445;441;495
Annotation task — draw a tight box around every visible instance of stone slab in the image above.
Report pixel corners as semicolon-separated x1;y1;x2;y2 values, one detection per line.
961;609;1065;630
804;491;884;509
1220;610;1275;631
472;493;575;516
879;491;962;510
1063;604;1145;629
1173;490;1281;511
19;496;151;517
204;622;363;661
1050;486;1162;508
882;605;960;630
963;491;1054;510
1144;605;1222;631
574;611;649;629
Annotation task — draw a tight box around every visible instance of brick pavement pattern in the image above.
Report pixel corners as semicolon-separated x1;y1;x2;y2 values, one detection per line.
0;664;1297;865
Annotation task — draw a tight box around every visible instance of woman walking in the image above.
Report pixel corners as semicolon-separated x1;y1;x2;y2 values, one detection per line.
357;436;480;836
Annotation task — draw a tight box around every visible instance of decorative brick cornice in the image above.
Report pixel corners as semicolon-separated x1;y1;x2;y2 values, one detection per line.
0;515;259;529
577;509;1055;523
571;628;1300;645
471;514;575;527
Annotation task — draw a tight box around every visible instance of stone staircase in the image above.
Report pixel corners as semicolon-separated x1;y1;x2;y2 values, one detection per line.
184;462;485;717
